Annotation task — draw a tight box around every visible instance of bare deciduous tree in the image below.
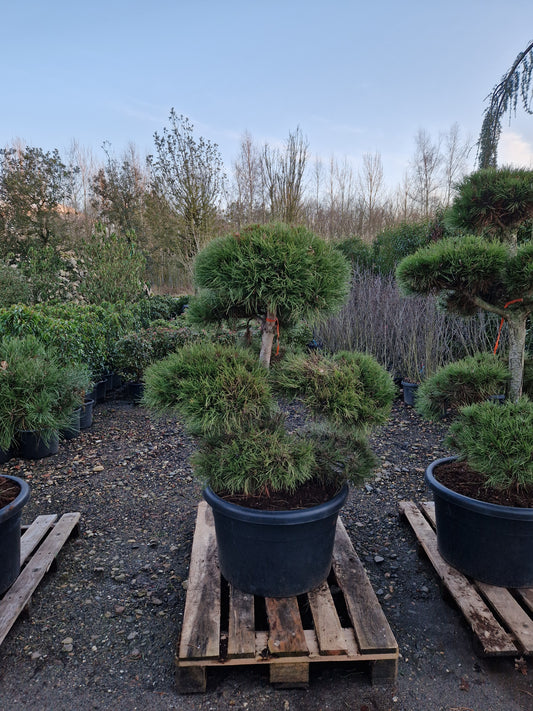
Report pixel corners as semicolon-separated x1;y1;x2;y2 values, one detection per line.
409;129;443;218
261;127;308;223
148;110;226;275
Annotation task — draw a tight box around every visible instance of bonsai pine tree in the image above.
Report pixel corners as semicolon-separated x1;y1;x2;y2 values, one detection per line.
188;223;351;367
396;167;533;402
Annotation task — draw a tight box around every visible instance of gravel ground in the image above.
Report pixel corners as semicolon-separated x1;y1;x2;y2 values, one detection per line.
0;393;532;711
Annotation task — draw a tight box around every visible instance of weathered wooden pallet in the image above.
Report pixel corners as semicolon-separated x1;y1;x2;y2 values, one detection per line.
399;500;533;658
0;512;81;647
176;502;398;692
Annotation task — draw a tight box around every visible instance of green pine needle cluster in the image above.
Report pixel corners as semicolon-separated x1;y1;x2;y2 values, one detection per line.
191;223;351;327
446;397;533;489
415;353;510;420
192;422;315;496
142;342;273;438
272;350;395;429
0;335;91;451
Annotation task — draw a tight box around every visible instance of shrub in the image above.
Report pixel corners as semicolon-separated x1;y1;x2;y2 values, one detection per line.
79;223;147;304
272;350;395;429
142;342;274;437
113;331;155;383
0;335;91;450
0;263;32;305
446;397;533;489
415;353;511;420
192;420;315;495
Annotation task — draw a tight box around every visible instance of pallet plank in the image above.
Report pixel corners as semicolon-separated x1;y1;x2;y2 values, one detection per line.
517;588;533;615
228;584;255;658
178;502;220;661
20;514;57;565
0;512;81;647
308;580;349;656
332;519;397;655
399;501;517;655
265;597;308;657
477;583;533;654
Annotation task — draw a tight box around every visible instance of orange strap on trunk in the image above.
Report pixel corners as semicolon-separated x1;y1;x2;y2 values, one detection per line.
493;299;524;355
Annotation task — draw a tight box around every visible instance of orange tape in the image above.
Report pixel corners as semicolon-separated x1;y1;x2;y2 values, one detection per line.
493;299;524;355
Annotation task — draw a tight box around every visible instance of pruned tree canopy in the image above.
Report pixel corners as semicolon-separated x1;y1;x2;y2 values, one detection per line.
190;223;351;367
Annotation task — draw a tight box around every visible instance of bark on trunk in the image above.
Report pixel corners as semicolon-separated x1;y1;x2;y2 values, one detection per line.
507;314;527;402
259;308;276;369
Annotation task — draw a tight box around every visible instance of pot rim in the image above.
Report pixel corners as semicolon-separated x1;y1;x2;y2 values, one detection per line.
425;455;533;520
204;482;349;526
0;474;31;521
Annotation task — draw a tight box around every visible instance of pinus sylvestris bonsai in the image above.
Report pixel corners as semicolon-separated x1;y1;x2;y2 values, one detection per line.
396;167;533;403
143;224;395;501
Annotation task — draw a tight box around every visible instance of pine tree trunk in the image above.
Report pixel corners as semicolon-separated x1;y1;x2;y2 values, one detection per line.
259;308;276;369
507;314;527;402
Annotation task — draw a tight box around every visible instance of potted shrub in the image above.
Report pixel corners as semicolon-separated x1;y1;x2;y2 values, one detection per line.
427;398;533;586
0;335;90;459
396;166;533;586
414;352;510;420
112;330;155;403
143;224;395;597
0;474;31;594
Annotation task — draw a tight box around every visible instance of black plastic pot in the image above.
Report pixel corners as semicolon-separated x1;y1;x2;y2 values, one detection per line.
0;474;31;595
80;398;94;429
401;380;418;406
127;381;144;405
61;407;82;441
0;446;13;464
93;379;107;403
203;483;349;597
17;430;59;460
426;456;533;587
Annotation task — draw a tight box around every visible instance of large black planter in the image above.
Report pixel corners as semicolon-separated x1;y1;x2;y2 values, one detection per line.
401;380;418;406
17;430;59;460
203;483;349;598
0;474;31;595
61;407;82;441
80;398;94;429
127;381;144;405
0;446;13;464
426;456;533;587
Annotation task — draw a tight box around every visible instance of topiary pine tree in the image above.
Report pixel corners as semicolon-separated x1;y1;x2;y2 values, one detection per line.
189;223;351;367
396;167;533;402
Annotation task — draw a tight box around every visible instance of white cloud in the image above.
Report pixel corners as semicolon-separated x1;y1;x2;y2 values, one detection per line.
499;130;533;168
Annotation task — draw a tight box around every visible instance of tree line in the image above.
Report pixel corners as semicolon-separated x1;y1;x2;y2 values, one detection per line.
0;110;472;292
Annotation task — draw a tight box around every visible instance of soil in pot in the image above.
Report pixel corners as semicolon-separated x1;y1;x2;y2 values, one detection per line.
433;458;533;508
0;474;31;595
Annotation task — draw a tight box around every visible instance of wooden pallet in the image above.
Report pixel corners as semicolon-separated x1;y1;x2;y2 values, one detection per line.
176;502;398;692
399;501;533;657
0;512;81;647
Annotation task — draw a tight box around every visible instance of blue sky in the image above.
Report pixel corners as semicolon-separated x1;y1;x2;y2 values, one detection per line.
2;1;533;188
